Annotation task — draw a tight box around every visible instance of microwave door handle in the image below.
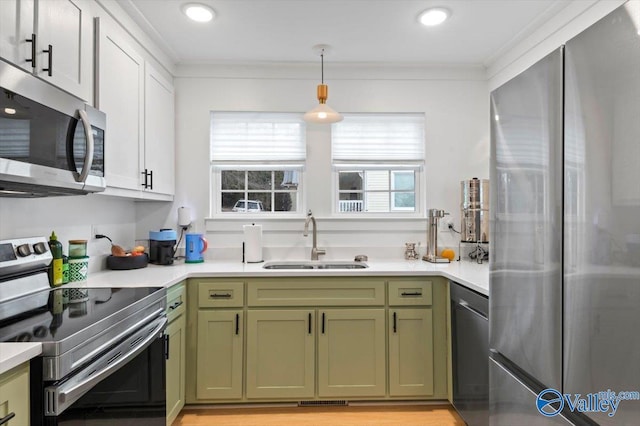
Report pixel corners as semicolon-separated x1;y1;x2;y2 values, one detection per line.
75;109;95;183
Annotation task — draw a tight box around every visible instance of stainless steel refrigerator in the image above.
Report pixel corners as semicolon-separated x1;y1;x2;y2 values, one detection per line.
489;2;640;425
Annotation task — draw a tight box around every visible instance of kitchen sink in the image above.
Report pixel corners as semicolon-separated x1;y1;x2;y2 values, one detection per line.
262;261;368;270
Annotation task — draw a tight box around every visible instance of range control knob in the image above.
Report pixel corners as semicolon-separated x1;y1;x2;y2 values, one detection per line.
17;243;32;257
33;242;48;254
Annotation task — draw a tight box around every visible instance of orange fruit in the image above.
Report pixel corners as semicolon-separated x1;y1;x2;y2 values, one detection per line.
441;248;455;261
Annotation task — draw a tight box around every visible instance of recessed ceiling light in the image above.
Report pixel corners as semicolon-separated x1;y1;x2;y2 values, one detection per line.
182;3;215;23
418;7;450;26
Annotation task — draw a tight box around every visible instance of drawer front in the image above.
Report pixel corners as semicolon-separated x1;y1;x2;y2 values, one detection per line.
248;278;385;307
0;363;30;426
388;280;433;306
167;281;186;323
198;280;244;308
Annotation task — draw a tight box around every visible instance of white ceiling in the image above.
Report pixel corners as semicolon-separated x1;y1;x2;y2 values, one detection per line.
120;0;571;66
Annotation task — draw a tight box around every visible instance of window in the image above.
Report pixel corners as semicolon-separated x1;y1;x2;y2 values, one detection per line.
337;170;416;212
221;170;298;212
332;113;425;214
211;112;305;214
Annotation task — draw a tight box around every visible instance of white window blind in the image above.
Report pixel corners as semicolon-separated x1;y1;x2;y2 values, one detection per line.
332;113;425;168
210;112;306;164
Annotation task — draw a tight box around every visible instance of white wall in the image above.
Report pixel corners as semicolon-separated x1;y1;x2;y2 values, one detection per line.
0;195;136;272
141;64;489;261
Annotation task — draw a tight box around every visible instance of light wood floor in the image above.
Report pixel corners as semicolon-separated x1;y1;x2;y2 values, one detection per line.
173;404;466;426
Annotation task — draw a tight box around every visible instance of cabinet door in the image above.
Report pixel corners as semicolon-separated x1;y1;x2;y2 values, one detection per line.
388;308;434;397
196;310;243;400
97;18;145;192
318;309;386;398
0;363;30;426
144;63;175;196
246;310;315;399
36;0;92;100
166;314;186;425
0;0;34;72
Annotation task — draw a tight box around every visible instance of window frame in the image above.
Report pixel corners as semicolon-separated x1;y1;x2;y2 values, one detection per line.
212;166;304;217
331;112;426;217
209;111;306;218
333;168;424;217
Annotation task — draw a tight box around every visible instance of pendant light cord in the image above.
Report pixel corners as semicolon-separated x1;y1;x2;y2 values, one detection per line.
321;48;324;84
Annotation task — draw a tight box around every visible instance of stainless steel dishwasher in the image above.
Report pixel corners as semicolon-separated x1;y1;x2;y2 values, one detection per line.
450;281;489;426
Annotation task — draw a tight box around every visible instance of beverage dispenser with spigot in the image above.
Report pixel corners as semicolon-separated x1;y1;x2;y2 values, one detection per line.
460;177;490;263
423;209;450;263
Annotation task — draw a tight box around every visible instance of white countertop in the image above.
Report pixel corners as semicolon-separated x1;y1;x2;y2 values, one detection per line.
79;258;489;295
0;259;488;374
0;343;42;375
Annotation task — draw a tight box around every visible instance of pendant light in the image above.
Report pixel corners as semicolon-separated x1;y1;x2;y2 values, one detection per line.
303;46;343;124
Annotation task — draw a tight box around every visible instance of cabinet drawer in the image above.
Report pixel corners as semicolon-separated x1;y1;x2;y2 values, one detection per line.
167;281;186;322
198;280;244;308
0;363;30;426
248;278;385;307
388;280;432;306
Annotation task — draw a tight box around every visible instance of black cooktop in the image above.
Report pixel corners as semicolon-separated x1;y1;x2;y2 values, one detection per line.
0;286;162;343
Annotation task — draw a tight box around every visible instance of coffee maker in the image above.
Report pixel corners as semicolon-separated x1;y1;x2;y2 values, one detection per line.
149;229;177;265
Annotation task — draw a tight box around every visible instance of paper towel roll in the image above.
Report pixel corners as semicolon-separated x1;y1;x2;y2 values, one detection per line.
243;224;263;263
178;207;191;228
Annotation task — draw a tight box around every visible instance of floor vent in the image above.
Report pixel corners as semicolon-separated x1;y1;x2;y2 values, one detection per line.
298;400;349;407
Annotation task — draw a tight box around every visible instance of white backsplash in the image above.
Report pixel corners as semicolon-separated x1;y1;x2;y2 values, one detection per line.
0;194;137;273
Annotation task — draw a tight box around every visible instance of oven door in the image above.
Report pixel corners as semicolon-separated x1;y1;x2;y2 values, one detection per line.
31;316;167;426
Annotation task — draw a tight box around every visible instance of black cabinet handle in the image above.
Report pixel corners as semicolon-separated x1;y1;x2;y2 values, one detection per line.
42;44;53;76
235;313;240;335
210;293;231;299
168;300;183;310
141;169;148;188
26;33;36;68
321;312;325;334
0;412;15;425
308;313;312;334
148;169;153;190
164;334;170;360
401;292;422;297
393;312;397;333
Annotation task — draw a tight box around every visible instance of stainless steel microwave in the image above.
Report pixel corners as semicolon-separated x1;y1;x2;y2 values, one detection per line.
0;61;106;197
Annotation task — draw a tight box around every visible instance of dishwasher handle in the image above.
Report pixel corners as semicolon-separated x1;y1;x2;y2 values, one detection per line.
459;299;488;321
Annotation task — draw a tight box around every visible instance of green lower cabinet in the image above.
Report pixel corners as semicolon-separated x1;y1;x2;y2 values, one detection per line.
0;363;29;426
166;313;186;425
318;308;386;398
246;310;315;399
388;308;434;397
196;310;243;400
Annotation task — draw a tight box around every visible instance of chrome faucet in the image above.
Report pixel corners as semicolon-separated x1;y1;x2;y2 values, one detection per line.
303;210;326;261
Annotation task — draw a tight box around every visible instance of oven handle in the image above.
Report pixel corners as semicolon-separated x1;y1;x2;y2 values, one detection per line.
70;306;164;373
44;315;167;417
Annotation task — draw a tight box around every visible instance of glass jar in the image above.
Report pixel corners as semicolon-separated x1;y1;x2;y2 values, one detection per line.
69;240;88;258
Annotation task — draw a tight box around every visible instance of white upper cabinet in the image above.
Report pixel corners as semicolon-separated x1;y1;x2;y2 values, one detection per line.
97;17;145;193
144;63;175;197
36;0;93;100
96;16;175;200
0;0;35;73
0;0;93;101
